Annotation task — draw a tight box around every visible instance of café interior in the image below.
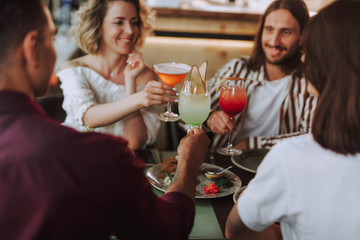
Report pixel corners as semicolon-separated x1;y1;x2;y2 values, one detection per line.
38;0;335;238
43;0;331;148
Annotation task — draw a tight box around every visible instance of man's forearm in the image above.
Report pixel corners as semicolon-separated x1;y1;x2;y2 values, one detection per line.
166;164;198;201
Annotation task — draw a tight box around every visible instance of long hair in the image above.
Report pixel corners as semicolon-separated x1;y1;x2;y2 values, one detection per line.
0;0;47;65
303;0;360;154
247;0;309;76
72;0;155;55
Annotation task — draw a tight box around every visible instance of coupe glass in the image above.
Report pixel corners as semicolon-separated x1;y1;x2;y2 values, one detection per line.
217;78;247;156
178;80;211;128
154;62;191;122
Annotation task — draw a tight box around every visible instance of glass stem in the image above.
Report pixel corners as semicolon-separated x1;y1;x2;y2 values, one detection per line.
227;132;233;149
226;117;234;149
166;102;172;113
189;124;200;129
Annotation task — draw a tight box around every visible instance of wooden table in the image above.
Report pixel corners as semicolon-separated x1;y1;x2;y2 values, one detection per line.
135;149;256;238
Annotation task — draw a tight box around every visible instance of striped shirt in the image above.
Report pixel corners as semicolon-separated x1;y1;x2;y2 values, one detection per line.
208;58;318;150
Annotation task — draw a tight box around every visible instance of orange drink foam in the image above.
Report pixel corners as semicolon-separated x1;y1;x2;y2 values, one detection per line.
154;62;191;86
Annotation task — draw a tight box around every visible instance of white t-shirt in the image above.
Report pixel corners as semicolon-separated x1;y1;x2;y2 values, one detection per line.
238;134;360;240
237;75;292;140
57;66;160;146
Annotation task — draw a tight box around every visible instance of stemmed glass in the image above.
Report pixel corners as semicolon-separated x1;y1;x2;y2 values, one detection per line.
217;78;247;156
154;62;191;122
178;80;211;128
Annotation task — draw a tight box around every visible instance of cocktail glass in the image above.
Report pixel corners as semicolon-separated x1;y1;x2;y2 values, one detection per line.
154;62;191;122
217;78;247;156
179;80;211;128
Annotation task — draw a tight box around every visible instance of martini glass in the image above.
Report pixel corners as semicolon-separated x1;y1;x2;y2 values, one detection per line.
217;79;247;156
178;80;211;128
154;62;191;122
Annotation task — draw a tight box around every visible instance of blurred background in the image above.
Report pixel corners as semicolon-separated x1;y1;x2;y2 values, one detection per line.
42;0;334;150
45;0;334;76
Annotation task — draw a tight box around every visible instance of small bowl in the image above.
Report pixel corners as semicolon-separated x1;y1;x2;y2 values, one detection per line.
203;165;233;179
204;172;225;179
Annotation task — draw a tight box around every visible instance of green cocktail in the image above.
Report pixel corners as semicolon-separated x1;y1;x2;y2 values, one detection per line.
179;82;210;128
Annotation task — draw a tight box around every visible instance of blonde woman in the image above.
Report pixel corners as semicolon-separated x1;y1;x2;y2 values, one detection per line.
57;0;176;150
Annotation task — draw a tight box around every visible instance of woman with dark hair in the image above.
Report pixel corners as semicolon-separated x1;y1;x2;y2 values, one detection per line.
226;1;360;239
206;0;317;152
303;1;360;155
57;0;177;150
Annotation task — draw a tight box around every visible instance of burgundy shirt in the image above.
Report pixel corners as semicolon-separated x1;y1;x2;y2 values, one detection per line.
0;91;194;240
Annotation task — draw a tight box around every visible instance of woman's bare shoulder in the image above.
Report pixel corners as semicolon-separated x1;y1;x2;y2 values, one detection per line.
137;65;158;86
60;55;91;70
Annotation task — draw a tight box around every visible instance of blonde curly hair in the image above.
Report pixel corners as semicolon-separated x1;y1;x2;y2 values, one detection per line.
72;0;155;55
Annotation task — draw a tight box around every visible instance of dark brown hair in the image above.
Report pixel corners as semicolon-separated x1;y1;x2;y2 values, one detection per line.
247;0;309;76
0;0;47;64
303;0;360;154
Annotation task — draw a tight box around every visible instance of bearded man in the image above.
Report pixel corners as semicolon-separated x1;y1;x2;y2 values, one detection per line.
206;0;318;152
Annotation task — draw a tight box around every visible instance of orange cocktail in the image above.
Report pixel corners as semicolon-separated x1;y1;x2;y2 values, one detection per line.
154;62;191;86
154;62;191;122
156;72;188;86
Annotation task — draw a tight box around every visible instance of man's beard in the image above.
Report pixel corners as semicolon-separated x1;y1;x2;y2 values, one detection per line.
267;48;302;74
265;47;296;66
265;47;301;74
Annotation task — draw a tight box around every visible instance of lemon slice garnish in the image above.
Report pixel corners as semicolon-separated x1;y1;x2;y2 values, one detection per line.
199;60;208;83
189;65;206;94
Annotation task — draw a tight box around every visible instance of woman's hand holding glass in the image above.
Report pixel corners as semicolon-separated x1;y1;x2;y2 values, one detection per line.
139;81;178;108
122;53;178;108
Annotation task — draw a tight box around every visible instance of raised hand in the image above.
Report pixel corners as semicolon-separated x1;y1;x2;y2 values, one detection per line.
167;128;210;199
124;51;146;82
177;128;210;171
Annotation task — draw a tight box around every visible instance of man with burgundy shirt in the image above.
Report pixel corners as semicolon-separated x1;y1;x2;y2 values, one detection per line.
0;0;210;239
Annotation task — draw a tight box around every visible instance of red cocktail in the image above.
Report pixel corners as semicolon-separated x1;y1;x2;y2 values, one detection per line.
217;79;247;156
219;86;247;118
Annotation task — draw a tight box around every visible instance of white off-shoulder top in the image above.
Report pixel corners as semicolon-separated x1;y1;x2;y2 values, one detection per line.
57;66;160;146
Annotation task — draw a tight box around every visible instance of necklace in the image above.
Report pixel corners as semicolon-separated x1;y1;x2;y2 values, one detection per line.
110;72;115;78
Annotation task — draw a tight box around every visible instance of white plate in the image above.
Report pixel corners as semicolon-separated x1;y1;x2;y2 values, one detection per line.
147;162;242;199
231;149;269;173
